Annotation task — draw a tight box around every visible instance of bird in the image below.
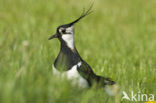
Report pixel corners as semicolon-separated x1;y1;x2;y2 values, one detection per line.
49;5;115;88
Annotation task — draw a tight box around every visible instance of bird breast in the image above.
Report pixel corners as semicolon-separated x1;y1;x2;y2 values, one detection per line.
52;62;88;88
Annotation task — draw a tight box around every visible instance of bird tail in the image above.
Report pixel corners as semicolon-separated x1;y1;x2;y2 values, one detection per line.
98;76;115;86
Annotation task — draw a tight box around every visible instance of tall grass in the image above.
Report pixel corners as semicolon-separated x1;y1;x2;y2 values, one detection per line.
0;0;156;103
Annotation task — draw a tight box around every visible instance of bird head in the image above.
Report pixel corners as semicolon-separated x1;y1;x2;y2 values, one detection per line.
48;5;93;41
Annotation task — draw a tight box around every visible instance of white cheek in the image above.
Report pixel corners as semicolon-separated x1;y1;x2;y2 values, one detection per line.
66;26;74;32
62;34;74;49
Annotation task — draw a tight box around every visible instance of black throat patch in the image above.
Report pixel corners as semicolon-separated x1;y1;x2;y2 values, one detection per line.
54;40;81;71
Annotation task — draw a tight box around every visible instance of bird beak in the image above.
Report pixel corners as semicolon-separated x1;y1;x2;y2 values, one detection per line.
48;33;58;40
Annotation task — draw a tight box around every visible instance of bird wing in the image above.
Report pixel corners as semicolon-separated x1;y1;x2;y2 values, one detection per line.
77;60;100;86
77;60;115;87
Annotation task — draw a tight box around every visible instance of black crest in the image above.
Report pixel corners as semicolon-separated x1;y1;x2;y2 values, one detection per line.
69;3;94;25
60;3;94;28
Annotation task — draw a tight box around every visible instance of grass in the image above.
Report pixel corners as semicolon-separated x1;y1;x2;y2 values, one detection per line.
0;0;156;103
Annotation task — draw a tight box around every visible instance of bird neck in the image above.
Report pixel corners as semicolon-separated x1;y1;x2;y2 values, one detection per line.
60;40;78;56
61;34;75;50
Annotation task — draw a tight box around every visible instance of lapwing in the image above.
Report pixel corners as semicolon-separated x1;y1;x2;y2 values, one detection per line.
49;6;115;88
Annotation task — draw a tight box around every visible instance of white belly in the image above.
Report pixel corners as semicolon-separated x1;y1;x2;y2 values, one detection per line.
52;63;88;88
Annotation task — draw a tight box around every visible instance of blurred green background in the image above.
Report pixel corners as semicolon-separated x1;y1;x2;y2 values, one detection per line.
0;0;156;103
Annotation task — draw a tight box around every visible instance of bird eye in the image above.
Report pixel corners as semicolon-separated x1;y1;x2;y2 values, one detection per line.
61;29;66;34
